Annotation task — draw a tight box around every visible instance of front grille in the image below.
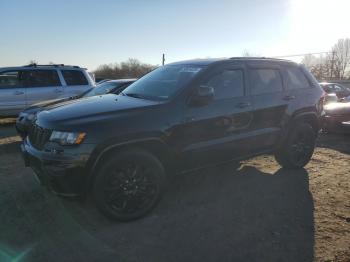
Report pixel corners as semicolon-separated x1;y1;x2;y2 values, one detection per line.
28;124;52;150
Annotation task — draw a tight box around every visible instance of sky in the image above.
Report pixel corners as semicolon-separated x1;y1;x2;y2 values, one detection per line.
0;0;349;71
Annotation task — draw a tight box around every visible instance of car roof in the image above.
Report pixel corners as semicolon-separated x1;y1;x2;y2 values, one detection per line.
167;57;298;66
0;64;86;71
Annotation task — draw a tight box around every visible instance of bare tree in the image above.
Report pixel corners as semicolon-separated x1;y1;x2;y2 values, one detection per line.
241;50;260;57
302;54;331;80
302;38;350;81
332;38;350;79
94;58;157;79
28;60;37;65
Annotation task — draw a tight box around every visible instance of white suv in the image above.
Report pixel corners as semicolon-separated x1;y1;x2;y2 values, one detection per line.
0;64;95;116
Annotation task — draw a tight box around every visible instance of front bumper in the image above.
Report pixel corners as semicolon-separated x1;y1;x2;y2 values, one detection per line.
21;138;94;196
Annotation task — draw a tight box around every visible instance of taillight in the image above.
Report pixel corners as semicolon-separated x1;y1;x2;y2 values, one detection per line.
318;95;325;113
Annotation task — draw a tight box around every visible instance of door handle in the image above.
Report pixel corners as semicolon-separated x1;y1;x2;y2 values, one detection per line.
236;102;251;108
283;95;296;101
216;117;232;128
14;91;24;95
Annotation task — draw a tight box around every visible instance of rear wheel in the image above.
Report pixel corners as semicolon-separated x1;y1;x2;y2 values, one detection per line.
93;149;165;221
274;123;316;169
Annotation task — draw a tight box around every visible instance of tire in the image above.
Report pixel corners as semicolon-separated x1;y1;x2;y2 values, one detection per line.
93;149;165;221
274;123;316;169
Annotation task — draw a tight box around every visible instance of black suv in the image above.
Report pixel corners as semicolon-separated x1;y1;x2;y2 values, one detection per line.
21;58;324;221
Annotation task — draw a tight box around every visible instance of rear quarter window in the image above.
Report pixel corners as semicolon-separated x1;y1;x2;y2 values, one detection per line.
285;67;311;89
62;70;88;86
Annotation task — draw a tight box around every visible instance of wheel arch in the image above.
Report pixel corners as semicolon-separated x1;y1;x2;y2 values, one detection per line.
83;138;176;195
292;111;320;135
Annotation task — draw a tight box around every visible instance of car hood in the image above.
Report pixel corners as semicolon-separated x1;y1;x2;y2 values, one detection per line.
22;97;74;114
36;94;160;127
324;102;350;115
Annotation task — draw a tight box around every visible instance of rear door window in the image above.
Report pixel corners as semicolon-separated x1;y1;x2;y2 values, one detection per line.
22;70;61;87
249;69;283;95
62;70;88;86
0;71;22;88
285;67;311;89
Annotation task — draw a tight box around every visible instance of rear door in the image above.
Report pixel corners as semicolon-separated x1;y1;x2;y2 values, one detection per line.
247;64;287;150
179;64;255;167
23;69;63;106
283;65;315;114
0;70;25;116
60;69;91;96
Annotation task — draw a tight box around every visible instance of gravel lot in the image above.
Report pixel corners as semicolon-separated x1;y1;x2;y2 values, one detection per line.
0;119;349;262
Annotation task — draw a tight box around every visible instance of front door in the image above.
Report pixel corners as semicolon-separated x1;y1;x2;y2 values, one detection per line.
179;64;254;168
0;70;25;116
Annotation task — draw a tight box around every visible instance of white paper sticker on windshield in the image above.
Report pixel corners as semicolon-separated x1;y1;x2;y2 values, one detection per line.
180;67;202;73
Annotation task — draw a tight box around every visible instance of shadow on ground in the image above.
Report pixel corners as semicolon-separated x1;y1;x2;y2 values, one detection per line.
317;132;350;155
0;159;315;262
0;122;316;261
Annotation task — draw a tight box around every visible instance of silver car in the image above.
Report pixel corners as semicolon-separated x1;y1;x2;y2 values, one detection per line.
0;64;95;116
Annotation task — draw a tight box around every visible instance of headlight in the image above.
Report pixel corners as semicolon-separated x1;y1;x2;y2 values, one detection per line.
49;131;86;145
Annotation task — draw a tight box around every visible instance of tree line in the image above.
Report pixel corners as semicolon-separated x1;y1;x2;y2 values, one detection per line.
93;39;350;82
302;38;350;81
93;58;157;80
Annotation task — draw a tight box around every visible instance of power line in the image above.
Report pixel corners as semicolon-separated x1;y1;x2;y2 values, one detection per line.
272;51;330;58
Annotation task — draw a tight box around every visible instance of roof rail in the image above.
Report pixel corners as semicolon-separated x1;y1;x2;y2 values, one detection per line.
229;57;294;62
23;63;81;68
230;56;267;59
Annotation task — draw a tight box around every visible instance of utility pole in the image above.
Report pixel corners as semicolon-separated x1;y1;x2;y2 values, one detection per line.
162;54;165;66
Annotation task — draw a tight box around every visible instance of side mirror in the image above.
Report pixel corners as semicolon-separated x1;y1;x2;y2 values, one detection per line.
190;85;214;106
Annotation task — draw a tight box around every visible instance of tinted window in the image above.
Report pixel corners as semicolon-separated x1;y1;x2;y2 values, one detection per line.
286;67;310;89
22;70;61;87
205;69;244;100
62;70;88;86
250;69;283;95
0;71;22;88
322;85;332;93
83;82;120;97
123;65;204;100
334;84;348;92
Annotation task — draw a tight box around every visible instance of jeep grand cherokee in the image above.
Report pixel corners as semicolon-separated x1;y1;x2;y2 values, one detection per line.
21;57;324;221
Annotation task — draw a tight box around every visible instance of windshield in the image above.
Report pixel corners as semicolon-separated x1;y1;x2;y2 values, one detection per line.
122;65;204;100
82;82;121;97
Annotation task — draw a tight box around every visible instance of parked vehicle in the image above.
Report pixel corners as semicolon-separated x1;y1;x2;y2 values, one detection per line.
324;93;338;104
341;95;350;102
95;78;110;84
0;64;95;117
15;79;136;138
322;102;350;132
319;82;350;99
21;57;324;221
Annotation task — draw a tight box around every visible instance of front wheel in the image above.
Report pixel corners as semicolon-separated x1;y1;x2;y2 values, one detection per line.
93;149;165;221
274;123;316;169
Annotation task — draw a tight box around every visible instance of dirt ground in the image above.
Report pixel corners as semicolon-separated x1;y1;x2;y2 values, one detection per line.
0;119;349;262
